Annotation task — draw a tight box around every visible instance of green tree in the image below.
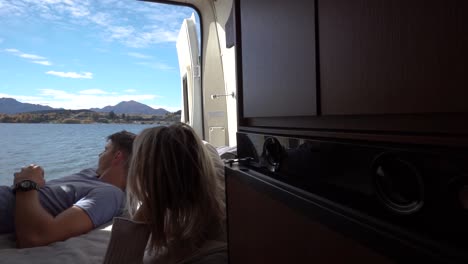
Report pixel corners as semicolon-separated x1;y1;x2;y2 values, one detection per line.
92;112;100;122
108;111;117;120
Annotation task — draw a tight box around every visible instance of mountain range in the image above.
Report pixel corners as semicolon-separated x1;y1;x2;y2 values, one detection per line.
0;98;170;115
90;100;169;115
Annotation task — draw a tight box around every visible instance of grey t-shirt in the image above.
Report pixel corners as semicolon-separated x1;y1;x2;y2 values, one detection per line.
0;168;124;234
39;168;124;227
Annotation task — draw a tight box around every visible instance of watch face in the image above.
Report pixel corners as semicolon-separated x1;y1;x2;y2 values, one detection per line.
20;181;31;188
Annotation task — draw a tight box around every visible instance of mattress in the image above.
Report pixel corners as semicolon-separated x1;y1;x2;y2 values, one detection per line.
0;222;112;264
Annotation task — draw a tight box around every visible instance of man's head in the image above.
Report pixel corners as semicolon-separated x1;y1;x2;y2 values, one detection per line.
97;130;136;177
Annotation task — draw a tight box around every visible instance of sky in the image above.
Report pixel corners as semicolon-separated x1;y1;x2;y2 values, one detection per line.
0;0;199;112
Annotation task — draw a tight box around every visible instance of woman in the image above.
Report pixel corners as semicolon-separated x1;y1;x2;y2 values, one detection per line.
104;123;226;264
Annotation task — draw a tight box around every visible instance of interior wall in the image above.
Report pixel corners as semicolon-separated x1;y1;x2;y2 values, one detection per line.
199;1;229;144
213;0;238;147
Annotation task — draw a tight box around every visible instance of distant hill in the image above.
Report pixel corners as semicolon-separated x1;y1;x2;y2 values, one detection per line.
32;109;94;114
90;100;169;115
0;98;55;114
0;97;172;115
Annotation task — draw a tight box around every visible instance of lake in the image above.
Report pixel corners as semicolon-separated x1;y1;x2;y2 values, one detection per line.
0;123;156;186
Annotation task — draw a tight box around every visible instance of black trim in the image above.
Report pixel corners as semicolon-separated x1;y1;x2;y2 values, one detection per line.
182;74;190;123
238;126;468;148
234;0;244;129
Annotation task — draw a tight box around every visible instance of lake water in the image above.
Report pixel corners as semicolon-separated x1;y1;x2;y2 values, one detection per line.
0;123;155;186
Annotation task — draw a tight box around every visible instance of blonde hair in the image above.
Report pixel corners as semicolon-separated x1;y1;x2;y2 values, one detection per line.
127;123;225;255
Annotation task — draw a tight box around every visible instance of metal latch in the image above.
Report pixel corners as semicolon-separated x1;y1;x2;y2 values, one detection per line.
211;92;235;100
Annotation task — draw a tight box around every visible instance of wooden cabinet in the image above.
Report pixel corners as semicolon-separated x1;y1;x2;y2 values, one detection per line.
239;0;317;118
237;0;468;138
319;0;468;115
226;166;397;264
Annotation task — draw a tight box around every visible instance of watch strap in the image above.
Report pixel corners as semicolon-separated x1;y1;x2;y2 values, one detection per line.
13;180;39;194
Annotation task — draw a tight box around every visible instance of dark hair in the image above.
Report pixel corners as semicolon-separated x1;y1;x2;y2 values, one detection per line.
107;130;136;156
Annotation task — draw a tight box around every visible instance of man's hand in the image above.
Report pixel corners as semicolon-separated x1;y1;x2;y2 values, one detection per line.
14;164;93;248
14;164;45;188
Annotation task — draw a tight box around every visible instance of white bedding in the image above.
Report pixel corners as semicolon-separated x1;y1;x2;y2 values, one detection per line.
0;222;112;264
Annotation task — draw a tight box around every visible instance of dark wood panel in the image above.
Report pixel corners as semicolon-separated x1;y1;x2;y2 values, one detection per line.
226;167;395;263
319;0;468;115
240;0;317;118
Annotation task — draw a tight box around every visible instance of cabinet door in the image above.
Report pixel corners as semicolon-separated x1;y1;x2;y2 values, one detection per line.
226;166;397;264
240;0;317;118
319;0;468;115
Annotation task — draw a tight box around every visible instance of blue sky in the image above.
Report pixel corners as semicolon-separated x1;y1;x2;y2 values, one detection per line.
0;0;199;112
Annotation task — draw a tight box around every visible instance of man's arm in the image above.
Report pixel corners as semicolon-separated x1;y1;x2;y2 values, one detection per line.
14;165;93;248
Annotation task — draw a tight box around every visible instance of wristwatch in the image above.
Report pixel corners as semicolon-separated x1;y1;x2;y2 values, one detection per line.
13;180;40;194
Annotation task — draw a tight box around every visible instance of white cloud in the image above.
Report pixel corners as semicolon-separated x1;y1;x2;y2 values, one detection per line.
119;28;178;48
39;89;70;98
127;52;152;59
37;89;159;109
79;89;107;95
42;0;65;4
67;5;90;17
109;25;134;40
89;12;111;26
124;89;137;93
42;0;91;18
32;60;53;66
0;0;195;48
0;1;27;17
19;53;46;60
4;48;52;66
4;48;21;54
0;93;45;103
46;71;93;79
149;104;180;112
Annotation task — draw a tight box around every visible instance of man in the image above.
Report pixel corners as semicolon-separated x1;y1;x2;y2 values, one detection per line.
0;130;136;248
